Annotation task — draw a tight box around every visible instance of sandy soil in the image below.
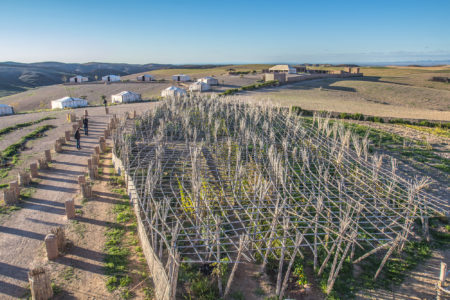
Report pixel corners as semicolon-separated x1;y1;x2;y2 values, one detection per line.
0;103;156;189
242;78;450;121
356;248;450;300
0;103;156;299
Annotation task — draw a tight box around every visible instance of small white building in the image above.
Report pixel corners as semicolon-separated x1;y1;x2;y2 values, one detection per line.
51;97;88;110
69;75;89;83
269;65;297;74
198;76;219;85
137;74;155;81
0;104;14;116
161;86;187;98
102;75;121;82
189;81;210;92
111;91;142;103
172;74;190;82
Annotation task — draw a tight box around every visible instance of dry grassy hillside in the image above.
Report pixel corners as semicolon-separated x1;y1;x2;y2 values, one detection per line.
122;64;273;80
242;65;450;121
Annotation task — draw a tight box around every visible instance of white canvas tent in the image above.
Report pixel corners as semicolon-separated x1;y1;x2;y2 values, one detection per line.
51;97;88;109
137;74;155;81
111;91;142;103
198;76;219;85
0;104;14;116
69;75;89;83
161;86;187;98
189;81;210;92
172;74;190;82
102;75;121;82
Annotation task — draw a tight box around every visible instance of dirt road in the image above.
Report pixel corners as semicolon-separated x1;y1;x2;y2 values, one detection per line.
0;103;155;298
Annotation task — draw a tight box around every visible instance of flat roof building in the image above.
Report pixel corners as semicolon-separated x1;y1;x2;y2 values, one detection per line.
269;65;297;74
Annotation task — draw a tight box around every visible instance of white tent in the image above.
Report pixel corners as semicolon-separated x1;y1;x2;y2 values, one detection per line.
0;104;14;116
198;76;219;85
69;75;89;83
102;75;121;82
189;81;210;92
161;86;187;98
51;97;88;109
137;74;155;81
172;74;190;82
111;91;142;103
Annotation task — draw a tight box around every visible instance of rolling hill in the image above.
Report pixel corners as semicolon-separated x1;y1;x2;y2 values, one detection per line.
0;61;221;97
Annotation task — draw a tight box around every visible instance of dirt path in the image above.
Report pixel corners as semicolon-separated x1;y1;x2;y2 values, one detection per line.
0;111;110;298
357;248;450;300
44;152;118;299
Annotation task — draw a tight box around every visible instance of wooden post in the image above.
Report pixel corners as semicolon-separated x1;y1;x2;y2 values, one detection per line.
437;262;447;300
224;235;246;297
80;183;92;198
30;163;38;178
51;226;66;252
422;216;430;242
9;181;20;199
44;150;51;162
44;234;58;260
18;171;31;186
38;158;48;170
28;267;53;300
133;110;136;118
94;146;100;155
88;167;95;180
99;137;106;152
65;130;71;142
3;188;16;205
77;175;85;184
65;199;75;219
72;124;78;134
54;140;62;153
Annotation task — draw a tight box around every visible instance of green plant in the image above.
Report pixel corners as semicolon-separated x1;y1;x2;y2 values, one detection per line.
292;263;308;288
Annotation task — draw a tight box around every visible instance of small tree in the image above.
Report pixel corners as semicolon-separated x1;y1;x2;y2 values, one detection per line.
94;75;98;81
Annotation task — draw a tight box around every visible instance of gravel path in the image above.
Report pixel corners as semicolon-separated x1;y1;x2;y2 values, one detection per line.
0;103;155;298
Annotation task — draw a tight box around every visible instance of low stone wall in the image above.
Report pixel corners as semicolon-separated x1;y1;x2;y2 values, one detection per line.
112;152;176;300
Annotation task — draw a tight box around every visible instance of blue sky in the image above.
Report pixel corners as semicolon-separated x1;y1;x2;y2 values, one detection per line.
0;0;449;64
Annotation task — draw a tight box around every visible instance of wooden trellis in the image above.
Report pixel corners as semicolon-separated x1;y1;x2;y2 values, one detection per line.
112;95;448;296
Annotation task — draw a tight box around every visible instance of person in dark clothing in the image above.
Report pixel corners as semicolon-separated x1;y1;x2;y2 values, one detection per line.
74;128;81;149
103;99;107;108
83;117;88;136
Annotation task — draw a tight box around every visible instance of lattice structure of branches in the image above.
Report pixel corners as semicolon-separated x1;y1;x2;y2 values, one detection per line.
112;95;448;295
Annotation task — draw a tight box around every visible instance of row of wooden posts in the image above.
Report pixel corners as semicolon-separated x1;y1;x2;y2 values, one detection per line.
28;113;120;300
2;149;51;205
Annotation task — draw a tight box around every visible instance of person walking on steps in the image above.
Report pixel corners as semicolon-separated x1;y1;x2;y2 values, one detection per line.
75;127;81;150
103;98;107;109
83;117;89;136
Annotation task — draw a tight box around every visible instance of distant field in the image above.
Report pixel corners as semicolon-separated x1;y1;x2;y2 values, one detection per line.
240;65;450;121
122;64;273;80
306;65;450;90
